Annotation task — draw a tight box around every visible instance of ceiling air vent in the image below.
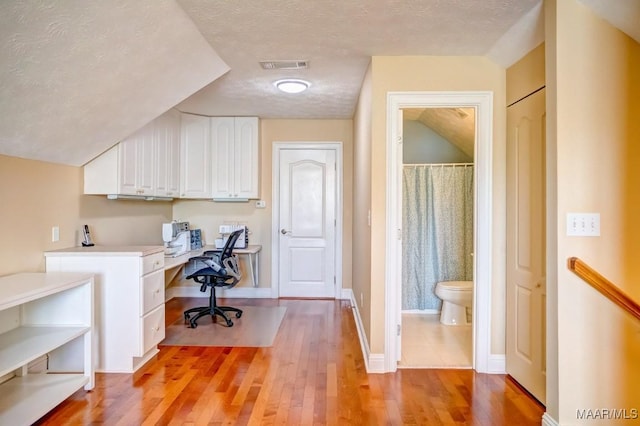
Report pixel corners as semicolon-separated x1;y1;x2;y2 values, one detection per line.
259;60;309;70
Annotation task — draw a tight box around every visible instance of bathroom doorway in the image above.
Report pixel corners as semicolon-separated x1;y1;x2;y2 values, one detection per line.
384;91;495;374
398;107;475;368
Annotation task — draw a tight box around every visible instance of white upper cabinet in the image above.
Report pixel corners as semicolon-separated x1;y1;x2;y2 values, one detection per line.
84;110;181;199
180;114;259;200
211;116;259;200
179;114;211;199
155;110;181;198
118;124;155;196
84;111;259;201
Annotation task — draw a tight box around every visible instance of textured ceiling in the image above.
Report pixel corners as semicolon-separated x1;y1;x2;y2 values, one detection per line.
0;0;229;166
404;108;476;158
176;0;541;118
1;1;638;166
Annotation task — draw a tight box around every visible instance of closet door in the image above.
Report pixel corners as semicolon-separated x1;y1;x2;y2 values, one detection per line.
506;88;546;404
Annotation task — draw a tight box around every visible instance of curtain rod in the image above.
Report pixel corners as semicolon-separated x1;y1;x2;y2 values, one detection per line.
403;163;474;167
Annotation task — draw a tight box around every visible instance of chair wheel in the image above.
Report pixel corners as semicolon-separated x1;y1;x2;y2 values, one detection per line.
189;322;198;329
235;312;242;318
225;319;234;327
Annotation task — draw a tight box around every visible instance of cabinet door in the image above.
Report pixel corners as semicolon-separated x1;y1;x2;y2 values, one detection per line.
180;114;211;198
155;110;181;198
118;136;139;195
211;117;235;198
233;117;259;199
166;112;181;196
137;125;155;196
119;125;154;196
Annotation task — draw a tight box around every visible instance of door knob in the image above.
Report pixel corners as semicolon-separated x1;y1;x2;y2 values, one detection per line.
281;228;291;235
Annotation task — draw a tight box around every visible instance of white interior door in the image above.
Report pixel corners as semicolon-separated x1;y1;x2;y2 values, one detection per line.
506;88;546;404
278;148;337;298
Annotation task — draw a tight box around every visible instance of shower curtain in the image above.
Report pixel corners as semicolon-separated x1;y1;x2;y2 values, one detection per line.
402;164;474;310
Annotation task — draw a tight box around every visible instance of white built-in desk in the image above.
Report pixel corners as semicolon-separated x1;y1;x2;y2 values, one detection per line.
45;246;166;373
0;272;94;425
164;245;262;288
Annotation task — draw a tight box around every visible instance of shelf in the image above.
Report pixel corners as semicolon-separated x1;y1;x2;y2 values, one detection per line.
0;374;89;424
0;272;94;311
0;326;89;377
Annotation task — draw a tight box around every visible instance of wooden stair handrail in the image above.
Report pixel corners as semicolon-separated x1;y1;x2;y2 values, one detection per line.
568;257;640;321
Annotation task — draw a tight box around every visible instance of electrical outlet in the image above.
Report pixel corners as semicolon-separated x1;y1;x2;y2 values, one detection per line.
256;200;266;208
51;226;59;242
567;213;600;236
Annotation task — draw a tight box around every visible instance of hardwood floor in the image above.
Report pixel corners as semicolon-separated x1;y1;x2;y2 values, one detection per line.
36;298;544;425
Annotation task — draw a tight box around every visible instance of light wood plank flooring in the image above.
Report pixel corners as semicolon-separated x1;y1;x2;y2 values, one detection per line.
35;298;544;425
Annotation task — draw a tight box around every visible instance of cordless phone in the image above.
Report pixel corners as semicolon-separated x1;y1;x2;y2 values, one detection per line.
82;224;95;247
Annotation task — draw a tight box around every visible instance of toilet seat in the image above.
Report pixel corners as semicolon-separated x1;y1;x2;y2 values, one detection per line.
437;281;473;291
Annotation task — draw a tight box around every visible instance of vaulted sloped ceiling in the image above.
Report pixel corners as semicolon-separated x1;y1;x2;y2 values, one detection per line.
403;108;476;158
0;0;229;166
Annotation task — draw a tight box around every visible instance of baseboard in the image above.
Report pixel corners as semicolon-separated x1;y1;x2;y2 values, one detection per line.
486;354;506;374
166;286;273;300
341;288;352;300
542;412;559;426
401;309;440;315
346;289;386;373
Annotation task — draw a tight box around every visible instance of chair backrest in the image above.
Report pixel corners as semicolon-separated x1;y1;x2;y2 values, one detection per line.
220;229;243;260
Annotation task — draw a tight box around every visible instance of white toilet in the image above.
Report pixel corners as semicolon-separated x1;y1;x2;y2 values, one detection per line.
434;280;473;325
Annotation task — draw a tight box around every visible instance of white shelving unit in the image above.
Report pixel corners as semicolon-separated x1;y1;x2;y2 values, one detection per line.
0;272;94;425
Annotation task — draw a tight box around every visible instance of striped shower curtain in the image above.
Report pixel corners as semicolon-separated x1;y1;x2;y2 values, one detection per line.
402;165;474;310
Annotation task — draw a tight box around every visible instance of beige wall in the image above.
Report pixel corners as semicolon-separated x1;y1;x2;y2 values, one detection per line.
365;56;507;355
0;154;172;277
549;0;640;422
352;63;373;344
507;43;545;105
172;119;354;291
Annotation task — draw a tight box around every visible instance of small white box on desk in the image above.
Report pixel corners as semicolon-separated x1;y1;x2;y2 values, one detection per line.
217;225;248;248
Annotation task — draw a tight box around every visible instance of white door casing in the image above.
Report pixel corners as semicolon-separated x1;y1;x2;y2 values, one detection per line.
506;88;546;403
272;143;343;299
386;91;495;374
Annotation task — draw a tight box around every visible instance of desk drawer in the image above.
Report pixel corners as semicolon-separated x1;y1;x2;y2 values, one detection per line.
140;304;165;355
141;269;164;314
142;252;164;276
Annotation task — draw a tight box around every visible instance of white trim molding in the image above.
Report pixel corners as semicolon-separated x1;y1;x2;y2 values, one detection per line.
347;289;386;373
486;354;506;374
271;142;344;299
542;413;559;426
385;91;494;373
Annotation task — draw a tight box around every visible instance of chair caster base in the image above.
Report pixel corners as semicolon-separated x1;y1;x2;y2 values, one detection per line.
182;306;243;328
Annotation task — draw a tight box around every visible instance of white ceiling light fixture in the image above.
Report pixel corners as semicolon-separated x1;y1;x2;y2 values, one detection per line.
274;79;310;94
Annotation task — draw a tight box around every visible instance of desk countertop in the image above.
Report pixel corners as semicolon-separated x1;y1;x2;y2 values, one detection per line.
163;245;262;270
44;245;164;257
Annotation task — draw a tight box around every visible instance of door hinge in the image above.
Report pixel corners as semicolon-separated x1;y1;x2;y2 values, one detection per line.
397;135;403;145
397;324;401;336
397;228;402;240
333;276;336;284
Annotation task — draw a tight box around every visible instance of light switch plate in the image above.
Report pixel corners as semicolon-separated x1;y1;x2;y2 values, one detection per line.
567;213;600;236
